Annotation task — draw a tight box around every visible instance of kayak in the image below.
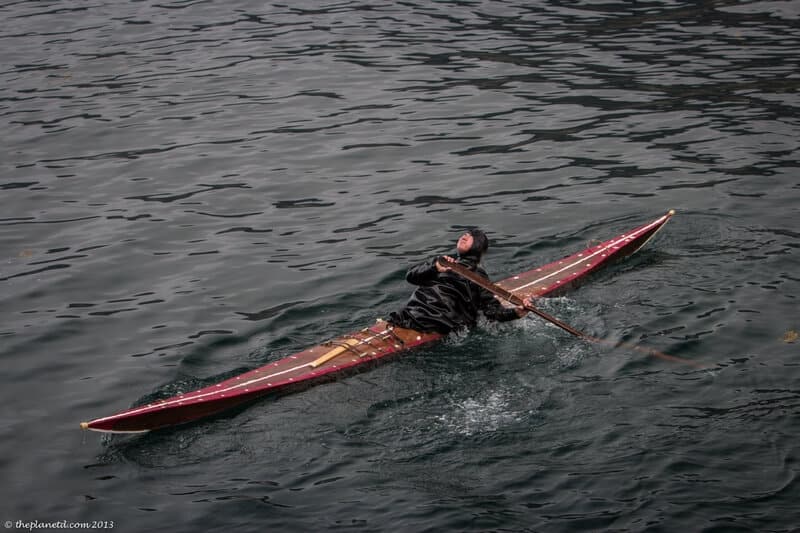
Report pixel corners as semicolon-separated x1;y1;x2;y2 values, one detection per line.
81;210;674;433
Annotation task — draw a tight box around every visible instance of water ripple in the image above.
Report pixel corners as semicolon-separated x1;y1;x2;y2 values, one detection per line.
2;1;800;531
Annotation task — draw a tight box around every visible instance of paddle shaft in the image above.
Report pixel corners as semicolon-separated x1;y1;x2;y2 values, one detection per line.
442;261;583;335
442;260;706;369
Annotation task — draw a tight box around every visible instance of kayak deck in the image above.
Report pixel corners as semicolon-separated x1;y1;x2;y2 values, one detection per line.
81;210;674;433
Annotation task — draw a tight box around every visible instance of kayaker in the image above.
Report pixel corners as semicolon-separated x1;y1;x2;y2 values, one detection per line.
388;228;535;334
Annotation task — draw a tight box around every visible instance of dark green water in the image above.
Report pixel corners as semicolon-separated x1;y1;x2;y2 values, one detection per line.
2;1;798;531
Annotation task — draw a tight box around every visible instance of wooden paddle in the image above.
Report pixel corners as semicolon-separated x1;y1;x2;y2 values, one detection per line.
441;260;707;369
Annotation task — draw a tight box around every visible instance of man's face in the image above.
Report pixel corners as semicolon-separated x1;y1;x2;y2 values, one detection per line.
457;232;474;255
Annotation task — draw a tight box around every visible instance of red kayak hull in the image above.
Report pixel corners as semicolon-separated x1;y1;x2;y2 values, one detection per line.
81;211;674;433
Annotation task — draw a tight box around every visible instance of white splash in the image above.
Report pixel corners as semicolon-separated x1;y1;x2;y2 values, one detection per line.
437;390;523;436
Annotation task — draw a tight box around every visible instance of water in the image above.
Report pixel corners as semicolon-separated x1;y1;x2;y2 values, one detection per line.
2;1;799;531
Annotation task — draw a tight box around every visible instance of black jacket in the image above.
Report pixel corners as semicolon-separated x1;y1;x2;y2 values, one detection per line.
388;255;519;334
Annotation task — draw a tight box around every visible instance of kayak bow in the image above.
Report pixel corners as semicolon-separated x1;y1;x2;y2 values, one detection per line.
81;210;675;433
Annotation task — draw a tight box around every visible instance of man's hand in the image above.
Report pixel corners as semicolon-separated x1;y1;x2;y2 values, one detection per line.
514;296;538;317
436;255;457;273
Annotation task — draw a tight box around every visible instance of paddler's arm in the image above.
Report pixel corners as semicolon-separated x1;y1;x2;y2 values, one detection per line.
405;257;443;286
479;290;534;321
436;256;534;320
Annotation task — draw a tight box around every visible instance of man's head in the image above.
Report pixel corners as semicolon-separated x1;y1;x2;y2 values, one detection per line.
457;228;489;259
